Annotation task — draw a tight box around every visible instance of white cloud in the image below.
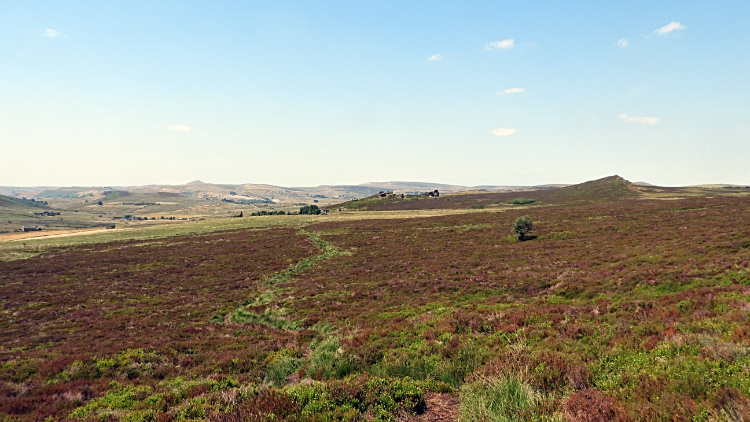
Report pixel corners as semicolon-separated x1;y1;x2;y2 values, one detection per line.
43;28;60;38
485;39;515;50
617;38;628;48
618;114;661;125
428;53;442;61
496;87;525;95
491;127;518;137
168;125;192;132
654;21;686;35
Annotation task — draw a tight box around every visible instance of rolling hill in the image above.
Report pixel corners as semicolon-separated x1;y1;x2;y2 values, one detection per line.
334;176;686;211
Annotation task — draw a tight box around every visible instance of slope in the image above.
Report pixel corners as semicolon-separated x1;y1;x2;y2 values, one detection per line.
334;176;685;211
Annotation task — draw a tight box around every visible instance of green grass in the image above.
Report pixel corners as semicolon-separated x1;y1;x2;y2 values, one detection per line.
459;376;555;422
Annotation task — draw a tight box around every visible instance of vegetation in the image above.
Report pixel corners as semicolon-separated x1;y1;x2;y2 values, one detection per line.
459;376;541;422
507;197;536;205
300;205;321;215
251;210;287;216
512;215;533;240
1;181;750;420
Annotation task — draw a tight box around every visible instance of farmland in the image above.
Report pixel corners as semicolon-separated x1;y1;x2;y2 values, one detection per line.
2;178;750;421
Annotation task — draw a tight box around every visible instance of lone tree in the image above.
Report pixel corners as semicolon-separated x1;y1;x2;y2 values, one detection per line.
512;215;533;240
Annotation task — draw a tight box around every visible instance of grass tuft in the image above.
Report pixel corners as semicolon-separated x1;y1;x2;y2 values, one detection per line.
459;376;546;422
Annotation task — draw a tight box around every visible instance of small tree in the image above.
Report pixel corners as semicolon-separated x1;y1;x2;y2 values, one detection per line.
512;215;533;240
98;201;103;206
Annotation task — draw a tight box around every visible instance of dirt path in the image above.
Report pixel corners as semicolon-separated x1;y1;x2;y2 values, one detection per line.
410;393;460;422
4;228;125;242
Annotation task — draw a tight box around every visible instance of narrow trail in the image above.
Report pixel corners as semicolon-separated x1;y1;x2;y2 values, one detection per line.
218;230;462;420
222;229;351;327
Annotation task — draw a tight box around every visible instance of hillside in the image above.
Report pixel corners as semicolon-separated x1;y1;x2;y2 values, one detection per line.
1;191;749;421
0;194;49;209
0;194;119;234
0;194;53;233
334;176;685;211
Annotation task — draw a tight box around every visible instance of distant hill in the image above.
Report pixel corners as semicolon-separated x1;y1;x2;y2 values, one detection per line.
359;181;471;193
333;176;685;211
687;184;750;189
545;175;639;202
0;177;697;210
0;181;522;205
0;194;49;209
359;181;538;193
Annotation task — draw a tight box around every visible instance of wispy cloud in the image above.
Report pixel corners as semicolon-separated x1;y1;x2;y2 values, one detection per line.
653;21;686;35
168;125;192;132
496;88;525;95
485;39;515;50
616;38;628;48
491;127;518;137
619;114;660;125
428;53;442;61
43;28;60;38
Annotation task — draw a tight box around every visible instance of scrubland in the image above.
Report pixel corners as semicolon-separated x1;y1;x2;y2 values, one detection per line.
1;183;750;421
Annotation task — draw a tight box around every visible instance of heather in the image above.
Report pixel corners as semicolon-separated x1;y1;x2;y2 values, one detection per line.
1;190;750;420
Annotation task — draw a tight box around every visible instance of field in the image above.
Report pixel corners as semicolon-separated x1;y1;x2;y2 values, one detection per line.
2;178;750;421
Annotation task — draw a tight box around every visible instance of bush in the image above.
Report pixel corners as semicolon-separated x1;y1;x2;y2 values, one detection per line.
371;338;486;388
286;375;426;420
507;197;536;205
211;390;300;422
563;388;618;422
512;216;533;240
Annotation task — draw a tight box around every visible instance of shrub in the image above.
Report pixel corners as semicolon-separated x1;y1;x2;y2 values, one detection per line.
211;390;300;422
507;197;536;205
286;375;426;420
371;338;486;388
512;216;533;240
562;388;618;422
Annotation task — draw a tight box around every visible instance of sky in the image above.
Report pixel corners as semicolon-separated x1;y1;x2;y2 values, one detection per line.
1;1;748;187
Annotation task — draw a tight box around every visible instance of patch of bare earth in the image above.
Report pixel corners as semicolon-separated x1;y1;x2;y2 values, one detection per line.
409;393;459;422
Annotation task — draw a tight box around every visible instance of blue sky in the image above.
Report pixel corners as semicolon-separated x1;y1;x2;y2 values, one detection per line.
1;1;748;187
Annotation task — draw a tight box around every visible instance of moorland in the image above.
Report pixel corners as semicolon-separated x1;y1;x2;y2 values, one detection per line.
1;176;750;421
0;180;528;237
